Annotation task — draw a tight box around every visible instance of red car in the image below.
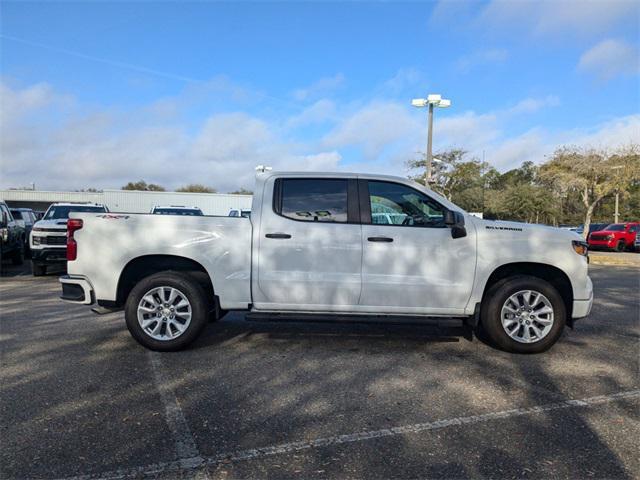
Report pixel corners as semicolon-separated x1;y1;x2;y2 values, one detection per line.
588;222;640;251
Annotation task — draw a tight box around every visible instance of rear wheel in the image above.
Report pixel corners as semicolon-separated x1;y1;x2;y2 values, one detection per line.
479;275;566;353
125;271;209;351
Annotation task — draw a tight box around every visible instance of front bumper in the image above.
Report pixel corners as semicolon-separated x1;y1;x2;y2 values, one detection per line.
588;239;616;250
572;276;593;319
59;275;95;305
31;247;67;265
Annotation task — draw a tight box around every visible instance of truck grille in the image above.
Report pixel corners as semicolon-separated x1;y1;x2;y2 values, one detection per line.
590;233;610;241
42;235;67;246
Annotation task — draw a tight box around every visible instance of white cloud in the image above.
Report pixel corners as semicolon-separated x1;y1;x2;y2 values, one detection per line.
286;99;336;129
482;115;640;171
380;68;424;95
488;129;546;170
455;48;508;73
578;39;640;81
504;95;560;115
0;82;344;192
0;81;71;125
323;101;421;158
1;81;637;193
476;0;638;37
292;74;345;101
434;111;500;151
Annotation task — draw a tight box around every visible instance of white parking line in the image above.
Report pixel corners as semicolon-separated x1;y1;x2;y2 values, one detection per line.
59;388;640;480
147;351;204;467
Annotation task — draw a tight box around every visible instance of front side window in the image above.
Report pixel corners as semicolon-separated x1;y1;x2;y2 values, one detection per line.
605;224;625;232
368;181;445;227
279;178;348;223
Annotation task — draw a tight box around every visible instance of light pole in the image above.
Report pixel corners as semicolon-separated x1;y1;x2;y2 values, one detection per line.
611;165;623;223
412;94;451;184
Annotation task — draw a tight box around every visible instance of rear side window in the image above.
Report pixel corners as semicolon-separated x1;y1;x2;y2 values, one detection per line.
277;178;348;223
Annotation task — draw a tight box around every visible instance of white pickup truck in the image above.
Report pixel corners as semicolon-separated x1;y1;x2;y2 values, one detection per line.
60;171;593;353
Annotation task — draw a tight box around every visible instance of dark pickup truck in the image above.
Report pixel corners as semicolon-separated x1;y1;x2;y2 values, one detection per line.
0;201;25;267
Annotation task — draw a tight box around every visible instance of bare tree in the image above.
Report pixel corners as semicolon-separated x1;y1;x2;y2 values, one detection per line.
540;145;640;238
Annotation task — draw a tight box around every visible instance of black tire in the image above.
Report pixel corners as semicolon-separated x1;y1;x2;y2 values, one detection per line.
478;275;566;354
125;271;209;351
32;262;46;276
615;240;625;252
11;245;24;265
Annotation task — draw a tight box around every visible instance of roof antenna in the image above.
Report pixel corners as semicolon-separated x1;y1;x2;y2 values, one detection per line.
255;165;272;173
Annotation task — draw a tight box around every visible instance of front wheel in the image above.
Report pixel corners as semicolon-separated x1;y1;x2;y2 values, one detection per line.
615;240;625;252
125;271;209;351
32;262;46;276
479;275;566;353
11;245;24;265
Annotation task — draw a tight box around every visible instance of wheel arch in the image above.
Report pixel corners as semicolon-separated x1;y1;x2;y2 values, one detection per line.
481;262;574;322
115;254;215;308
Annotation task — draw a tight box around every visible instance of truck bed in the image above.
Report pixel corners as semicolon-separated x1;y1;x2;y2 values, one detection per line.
68;213;252;309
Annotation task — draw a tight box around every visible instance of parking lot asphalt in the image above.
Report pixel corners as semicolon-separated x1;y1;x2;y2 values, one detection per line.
1;263;639;479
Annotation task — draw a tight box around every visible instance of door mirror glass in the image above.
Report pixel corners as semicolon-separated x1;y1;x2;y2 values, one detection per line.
444;210;467;238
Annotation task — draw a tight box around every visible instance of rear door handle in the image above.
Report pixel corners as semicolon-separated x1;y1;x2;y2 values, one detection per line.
367;236;393;242
265;233;292;239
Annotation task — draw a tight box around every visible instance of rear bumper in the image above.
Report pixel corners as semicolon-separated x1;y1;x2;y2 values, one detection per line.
572;276;593;319
32;247;67;265
59;275;94;305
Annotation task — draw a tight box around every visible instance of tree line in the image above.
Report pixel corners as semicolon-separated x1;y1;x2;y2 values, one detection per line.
407;144;640;237
121;180;252;195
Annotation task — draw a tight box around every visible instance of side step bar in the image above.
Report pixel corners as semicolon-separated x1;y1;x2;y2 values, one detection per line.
245;311;468;328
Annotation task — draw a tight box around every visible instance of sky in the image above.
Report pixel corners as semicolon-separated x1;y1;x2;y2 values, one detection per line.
1;0;639;192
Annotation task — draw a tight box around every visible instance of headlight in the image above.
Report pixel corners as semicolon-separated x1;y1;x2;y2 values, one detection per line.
572;240;588;256
33;227;45;232
32;236;42;245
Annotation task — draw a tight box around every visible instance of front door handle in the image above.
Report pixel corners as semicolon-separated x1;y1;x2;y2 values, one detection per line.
265;233;292;239
368;236;393;242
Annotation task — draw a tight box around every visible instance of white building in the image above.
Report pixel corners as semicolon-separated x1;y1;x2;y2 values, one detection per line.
0;189;252;216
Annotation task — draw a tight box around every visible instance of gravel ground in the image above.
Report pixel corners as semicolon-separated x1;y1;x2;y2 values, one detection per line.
1;263;638;479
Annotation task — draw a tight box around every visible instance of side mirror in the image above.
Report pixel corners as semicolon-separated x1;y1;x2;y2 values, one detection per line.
444;210;467;239
0;211;7;228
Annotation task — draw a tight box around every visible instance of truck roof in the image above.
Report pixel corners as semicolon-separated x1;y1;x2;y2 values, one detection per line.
47;202;107;207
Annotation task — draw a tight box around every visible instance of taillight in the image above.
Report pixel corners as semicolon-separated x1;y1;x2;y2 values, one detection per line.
66;218;83;261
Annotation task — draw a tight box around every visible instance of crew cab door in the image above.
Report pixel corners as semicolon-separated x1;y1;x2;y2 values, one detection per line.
358;179;476;315
254;176;362;310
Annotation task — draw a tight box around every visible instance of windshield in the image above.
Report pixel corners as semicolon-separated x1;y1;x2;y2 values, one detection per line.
153;208;203;216
44;205;106;220
605;224;625;231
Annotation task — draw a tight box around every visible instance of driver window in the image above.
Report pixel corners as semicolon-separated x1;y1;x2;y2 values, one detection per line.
368;181;445;227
